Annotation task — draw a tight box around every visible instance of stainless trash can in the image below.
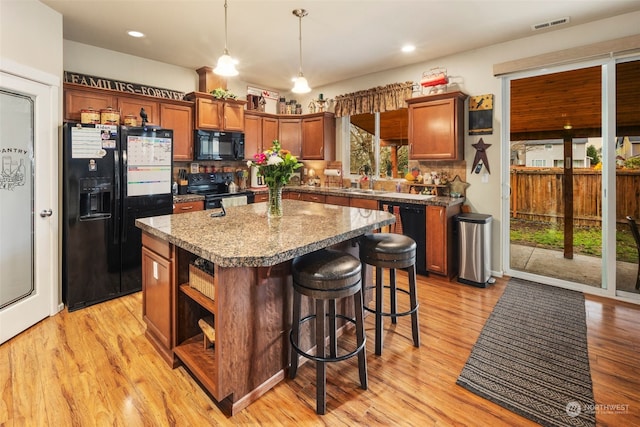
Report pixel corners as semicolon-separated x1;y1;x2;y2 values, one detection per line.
457;213;493;287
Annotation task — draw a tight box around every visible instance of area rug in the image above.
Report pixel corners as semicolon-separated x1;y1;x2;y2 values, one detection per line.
456;278;596;427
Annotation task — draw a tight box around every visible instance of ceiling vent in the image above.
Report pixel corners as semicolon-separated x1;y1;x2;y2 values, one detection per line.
531;17;570;31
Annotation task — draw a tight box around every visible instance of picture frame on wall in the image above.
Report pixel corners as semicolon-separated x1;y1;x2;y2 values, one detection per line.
469;94;494;135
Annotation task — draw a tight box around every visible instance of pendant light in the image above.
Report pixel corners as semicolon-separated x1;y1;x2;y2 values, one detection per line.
291;9;311;94
214;0;238;77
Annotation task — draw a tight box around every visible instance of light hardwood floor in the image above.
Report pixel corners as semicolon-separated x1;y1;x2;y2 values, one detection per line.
2;273;639;426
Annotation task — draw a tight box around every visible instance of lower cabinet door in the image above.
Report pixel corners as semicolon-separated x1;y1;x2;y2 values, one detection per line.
142;247;172;349
426;206;446;274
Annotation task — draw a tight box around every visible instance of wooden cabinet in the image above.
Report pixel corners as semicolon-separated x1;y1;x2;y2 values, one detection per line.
325;195;350;206
244;113;262;158
223;101;245;132
141;232;174;366
407;91;467;160
301;113;335;160
245;111;335;160
262;116;279;151
284;191;302;200
350;198;379;210
244;112;280;158
64;84;194;162
254;192;269;203
300;193;325;203
161;104;194;161
187;92;246;131
278;117;302;158
194;98;222;129
426;204;460;278
64;87;115;122
118;96;159;125
173;200;204;214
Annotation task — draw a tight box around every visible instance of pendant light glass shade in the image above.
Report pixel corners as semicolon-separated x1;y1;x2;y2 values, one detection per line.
214;0;238;77
214;49;238;76
292;9;311;93
292;74;311;94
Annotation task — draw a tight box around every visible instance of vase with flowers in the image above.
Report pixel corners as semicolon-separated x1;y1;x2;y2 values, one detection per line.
247;140;302;217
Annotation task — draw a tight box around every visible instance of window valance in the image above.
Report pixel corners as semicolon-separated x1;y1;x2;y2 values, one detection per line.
333;82;414;117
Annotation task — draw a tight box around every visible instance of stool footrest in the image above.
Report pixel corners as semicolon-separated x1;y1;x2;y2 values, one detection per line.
290;313;366;363
363;285;419;317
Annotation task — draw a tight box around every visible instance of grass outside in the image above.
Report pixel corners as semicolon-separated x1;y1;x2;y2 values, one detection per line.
510;219;638;263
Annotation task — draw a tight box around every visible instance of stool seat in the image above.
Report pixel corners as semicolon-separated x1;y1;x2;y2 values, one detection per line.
359;233;420;355
359;233;417;268
359;233;417;255
292;249;361;296
290;248;367;415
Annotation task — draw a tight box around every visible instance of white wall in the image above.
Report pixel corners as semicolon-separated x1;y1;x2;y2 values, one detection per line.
64;40;199;94
1;0;63;81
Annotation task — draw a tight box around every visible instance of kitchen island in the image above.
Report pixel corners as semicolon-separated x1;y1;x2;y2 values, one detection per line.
135;200;394;415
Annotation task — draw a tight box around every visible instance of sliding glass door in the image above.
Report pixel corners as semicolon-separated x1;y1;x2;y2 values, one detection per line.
505;56;640;298
615;58;640;296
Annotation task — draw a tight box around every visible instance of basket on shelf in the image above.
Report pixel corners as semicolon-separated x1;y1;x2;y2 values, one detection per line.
189;260;215;301
420;67;448;94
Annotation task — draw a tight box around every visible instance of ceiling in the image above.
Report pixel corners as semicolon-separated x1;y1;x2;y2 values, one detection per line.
41;0;640;92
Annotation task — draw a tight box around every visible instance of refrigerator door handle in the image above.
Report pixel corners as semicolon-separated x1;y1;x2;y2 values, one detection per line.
114;149;121;244
121;149;128;243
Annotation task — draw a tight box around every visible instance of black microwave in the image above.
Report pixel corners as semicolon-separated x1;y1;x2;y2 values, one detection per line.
194;130;244;160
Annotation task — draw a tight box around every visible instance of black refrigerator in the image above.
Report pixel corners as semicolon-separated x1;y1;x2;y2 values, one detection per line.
63;123;173;311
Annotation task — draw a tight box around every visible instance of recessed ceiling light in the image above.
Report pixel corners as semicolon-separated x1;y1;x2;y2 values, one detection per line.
401;45;415;53
127;30;145;38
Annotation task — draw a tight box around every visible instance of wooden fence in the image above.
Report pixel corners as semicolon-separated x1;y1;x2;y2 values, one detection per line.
510;167;640;227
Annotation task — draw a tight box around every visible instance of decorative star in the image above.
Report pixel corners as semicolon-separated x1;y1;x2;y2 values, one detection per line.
471;138;492;174
449;175;470;196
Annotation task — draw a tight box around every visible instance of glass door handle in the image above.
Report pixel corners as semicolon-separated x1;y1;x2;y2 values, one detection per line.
39;209;53;217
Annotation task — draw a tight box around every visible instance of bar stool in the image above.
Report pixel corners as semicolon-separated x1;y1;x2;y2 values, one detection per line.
359;233;420;355
289;248;367;415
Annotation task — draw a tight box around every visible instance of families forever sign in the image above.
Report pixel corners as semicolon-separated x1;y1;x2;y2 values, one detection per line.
64;71;185;101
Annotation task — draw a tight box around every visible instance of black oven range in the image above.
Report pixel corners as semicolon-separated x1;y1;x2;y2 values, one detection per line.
187;172;255;209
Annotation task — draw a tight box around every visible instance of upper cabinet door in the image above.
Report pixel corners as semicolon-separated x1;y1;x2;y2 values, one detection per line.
195;98;222;130
407;91;467;160
243;113;262;159
118;96;160;126
160;103;193;161
301;113;335;160
223;102;245;132
278;118;302;158
64;88;115;122
262;116;279;148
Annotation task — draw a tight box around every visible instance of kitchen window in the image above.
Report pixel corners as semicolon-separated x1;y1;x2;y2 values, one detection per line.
348;109;409;179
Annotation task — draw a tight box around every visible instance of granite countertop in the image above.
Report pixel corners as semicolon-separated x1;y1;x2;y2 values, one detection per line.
173;194;205;203
174;186;464;207
278;186;464;207
136;200;395;267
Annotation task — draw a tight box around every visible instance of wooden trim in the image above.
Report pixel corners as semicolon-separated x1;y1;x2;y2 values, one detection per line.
493;34;640;76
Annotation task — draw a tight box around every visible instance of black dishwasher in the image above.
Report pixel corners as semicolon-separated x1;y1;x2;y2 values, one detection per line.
380;202;427;275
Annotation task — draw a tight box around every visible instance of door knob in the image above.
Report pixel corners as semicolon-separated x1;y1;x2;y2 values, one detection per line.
40;209;53;217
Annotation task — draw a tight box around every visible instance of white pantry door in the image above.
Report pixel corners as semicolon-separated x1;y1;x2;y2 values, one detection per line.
0;63;59;344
